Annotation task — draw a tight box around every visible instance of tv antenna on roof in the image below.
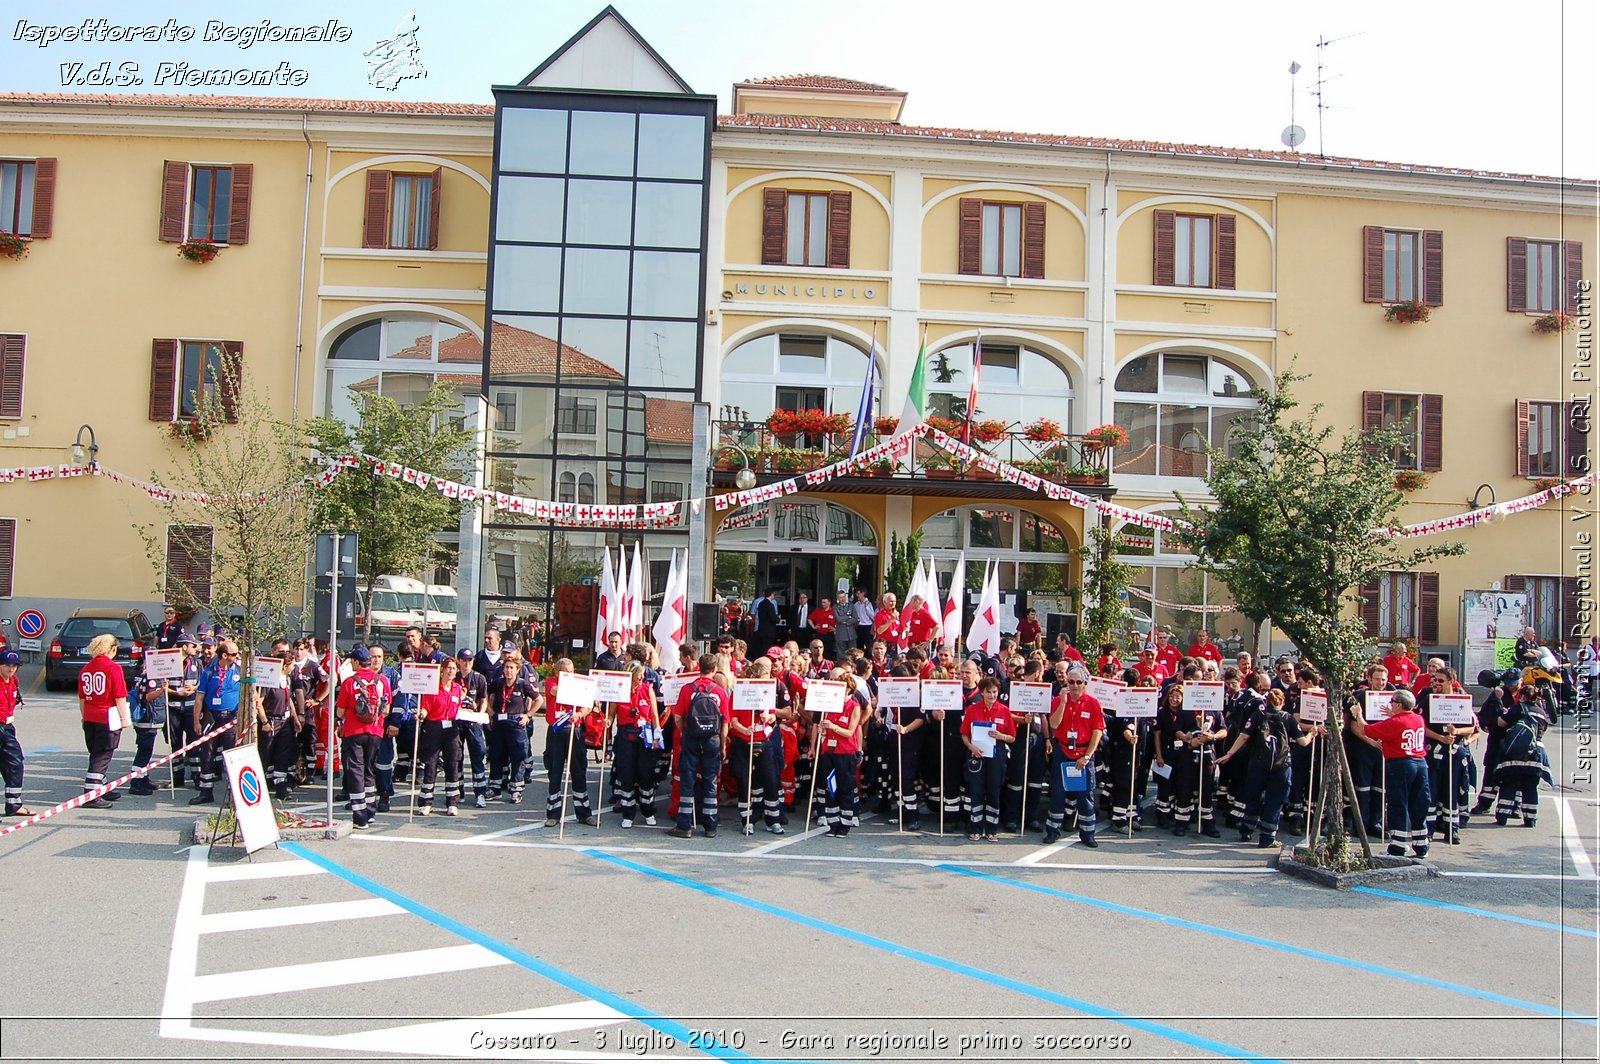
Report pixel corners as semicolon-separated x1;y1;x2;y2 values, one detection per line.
1310;32;1362;158
1281;60;1305;150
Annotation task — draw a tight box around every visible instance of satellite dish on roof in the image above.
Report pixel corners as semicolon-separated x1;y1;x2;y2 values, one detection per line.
1281;124;1307;149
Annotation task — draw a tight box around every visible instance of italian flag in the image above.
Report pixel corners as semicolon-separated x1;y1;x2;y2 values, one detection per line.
896;328;928;435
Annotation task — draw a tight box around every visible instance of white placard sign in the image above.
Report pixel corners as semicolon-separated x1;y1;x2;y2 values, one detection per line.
1299;688;1329;724
877;677;921;708
920;680;964;713
1087;677;1126;707
399;662;441;696
805;679;848;715
251;655;286;689
1115;688;1158;719
732;678;777;711
1009;681;1053;715
660;672;692;706
556;670;598;709
1364;690;1395;718
145;648;185;681
221;744;280;854
1183;681;1224;715
1429;693;1475;726
590;670;631;702
457;708;490;725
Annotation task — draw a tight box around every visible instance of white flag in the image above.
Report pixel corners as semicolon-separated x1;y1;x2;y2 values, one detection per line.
595;548;617;652
652;549;682;666
627;541;645;638
918;558;943;637
966;560;1001;657
942;553;966;654
612;546;629;643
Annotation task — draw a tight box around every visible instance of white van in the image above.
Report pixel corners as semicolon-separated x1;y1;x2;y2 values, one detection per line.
357;586;422;636
424;584;458;641
368;575;455;640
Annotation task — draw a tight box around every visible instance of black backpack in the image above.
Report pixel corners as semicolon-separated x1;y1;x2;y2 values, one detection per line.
351;675;387;724
685;684;723;739
1254;709;1293;772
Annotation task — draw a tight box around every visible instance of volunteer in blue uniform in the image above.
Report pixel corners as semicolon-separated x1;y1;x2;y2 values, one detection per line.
190;639;243;805
167;633;201;790
258;638;299;800
373;643;410;812
455;648;492;808
1417;666;1476;844
128;657;168;797
0;650;31;815
155;606;184;649
490;655;540;802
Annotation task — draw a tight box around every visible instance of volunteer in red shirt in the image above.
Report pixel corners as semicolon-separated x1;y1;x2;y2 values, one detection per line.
1188;630;1223;665
1095;643;1122;678
614;662;661;828
1054;633;1085;666
0;649;30;815
668;654;732;839
1351;687;1431;858
336;645;390;828
874;593;902;658
817;668;866;838
1044;667;1105;847
417;656;465;816
811;598;838;660
77;633;129;809
1016;609;1042;650
1133;646;1169;685
541;658;598;829
1382;640;1421;689
961;675;1015;841
1153;630;1182;677
899;595;939;650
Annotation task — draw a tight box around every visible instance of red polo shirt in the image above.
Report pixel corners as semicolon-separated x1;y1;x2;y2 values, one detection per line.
1051;693;1105;756
78;655;127;726
1189;641;1223;664
1365;711;1428;760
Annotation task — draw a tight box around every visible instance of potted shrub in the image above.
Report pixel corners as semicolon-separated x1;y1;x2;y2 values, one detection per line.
923;452;961;479
1532;312;1575;334
1066;464;1110;484
865;457;895;477
1393;469;1429;492
1024;417;1063;443
167;418;217;444
925;413;963;438
768;447;824;473
766;408;851;437
971;419;1009;445
177;239;221;264
0;232;28;260
1383;299;1430;324
1082;424;1129;450
1017;457;1066;478
873;415;900;436
1532;476;1561;492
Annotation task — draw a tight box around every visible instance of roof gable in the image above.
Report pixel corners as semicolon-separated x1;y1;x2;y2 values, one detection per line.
521;6;693;94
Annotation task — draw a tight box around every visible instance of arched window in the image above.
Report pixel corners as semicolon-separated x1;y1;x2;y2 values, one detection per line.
577;472;595;504
918;506;1073;600
719;333;881;425
925;342;1073;428
1111;351;1259;478
325;315;476;425
557;471;576;503
1112;509;1249;657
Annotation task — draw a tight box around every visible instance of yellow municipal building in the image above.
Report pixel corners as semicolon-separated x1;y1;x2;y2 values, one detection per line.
0;7;1593;668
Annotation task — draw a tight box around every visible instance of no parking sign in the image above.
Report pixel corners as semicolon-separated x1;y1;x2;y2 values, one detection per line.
15;609;44;652
222;745;279;853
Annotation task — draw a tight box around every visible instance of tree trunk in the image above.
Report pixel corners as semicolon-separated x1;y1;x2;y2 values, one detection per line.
1318;678;1373;864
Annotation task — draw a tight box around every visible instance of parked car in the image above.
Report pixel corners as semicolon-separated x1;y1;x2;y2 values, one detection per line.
354;588;422;638
45;608;155;692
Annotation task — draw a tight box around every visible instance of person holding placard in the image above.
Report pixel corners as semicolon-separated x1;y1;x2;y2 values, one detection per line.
127;652;170;798
1349;688;1432;857
811;668;864;838
961;676;1016;842
1043;668;1105;847
1217;688;1307;847
490;655;540;803
1104;682;1150;832
1345;662;1393;840
1283;664;1323;835
1171;682;1227;838
454;648;492;808
1217;667;1263;828
614;663;662;828
542;659;598;828
1003;662;1050;832
1151;680;1185;826
1417;666;1475;844
879;666;927;831
257;640;299;801
730;658;786;835
417;657;465;816
190;639;243;806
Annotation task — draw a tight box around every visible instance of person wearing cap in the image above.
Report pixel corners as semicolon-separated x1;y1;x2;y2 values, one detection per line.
0;649;31;815
77;633;128;809
128;645;170;798
335;645;391;827
1133;645;1168;685
257;639;298;801
455;648;492;808
165;632;202;791
155;606;184;650
189;638;243;806
1350;687;1432;857
490;653;540;803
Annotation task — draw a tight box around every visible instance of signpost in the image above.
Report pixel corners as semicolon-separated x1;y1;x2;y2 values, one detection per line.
15;610;44;653
222;745;280;854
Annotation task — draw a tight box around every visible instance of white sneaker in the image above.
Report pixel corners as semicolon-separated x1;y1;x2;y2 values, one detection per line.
644;815;657;826
620;818;633;829
474;794;487;809
742;823;755;836
767;823;786;835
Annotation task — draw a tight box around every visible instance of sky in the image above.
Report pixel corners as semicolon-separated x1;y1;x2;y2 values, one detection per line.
2;0;1596;180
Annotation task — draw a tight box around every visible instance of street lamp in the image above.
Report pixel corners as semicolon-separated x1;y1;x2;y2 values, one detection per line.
1467;483;1500;522
72;423;98;466
716;444;758;490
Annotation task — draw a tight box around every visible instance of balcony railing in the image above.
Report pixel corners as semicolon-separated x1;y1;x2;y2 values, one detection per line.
711;419;1113;487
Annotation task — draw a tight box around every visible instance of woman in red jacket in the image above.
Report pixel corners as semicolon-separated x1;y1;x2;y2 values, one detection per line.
417;656;465;816
77;633;129;809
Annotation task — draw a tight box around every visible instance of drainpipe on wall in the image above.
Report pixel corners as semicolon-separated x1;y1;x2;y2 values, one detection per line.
292;112;313;426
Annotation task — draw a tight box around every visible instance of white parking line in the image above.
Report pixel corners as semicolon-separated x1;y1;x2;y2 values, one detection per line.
746;824;828;854
204;859;327;882
1558;796;1598;879
188;944;511;1002
1015;838;1077;865
197;898;403;934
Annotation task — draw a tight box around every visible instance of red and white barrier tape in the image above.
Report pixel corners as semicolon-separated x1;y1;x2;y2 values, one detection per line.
0;717;241;838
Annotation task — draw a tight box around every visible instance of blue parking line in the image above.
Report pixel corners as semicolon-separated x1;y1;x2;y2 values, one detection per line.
586;849;1288;1064
1353;886;1599;938
942;864;1598;1027
277;842;765;1062
31;746;61;754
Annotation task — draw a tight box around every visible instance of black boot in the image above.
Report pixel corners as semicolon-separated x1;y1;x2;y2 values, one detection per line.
129;779;156;796
187;788;215;805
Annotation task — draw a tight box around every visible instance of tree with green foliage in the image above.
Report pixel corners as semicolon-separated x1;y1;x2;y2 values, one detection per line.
885;529;923;603
304;384;475;642
138;352;317;736
1178;367;1464;867
1074;522;1138;653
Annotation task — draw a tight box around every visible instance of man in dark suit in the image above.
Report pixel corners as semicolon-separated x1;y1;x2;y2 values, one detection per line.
787;591;815;649
752;590;781;649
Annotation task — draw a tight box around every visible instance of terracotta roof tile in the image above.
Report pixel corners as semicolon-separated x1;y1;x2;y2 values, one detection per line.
645;396;694;444
741;75;901;93
717;113;1591;185
0;92;493;116
440;322;624;381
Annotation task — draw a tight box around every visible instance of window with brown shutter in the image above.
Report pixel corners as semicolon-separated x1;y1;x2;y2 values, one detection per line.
149;338;178;421
1418;572;1440;645
1022;202;1045;279
957;198;1039;278
165;525;213;608
158;161;251;245
0;334;23;419
1155;211;1235;289
150;339;242;423
1421;230;1443;306
761;187;786;265
1369;571;1423;641
1362;391;1441;471
159;161;187;242
1362;226;1441;304
1565;399;1589;479
1506;237;1529;313
363;168;441;251
826;190;851;269
1516;400;1562;477
362;169;392;249
957;198;983;275
757;188;851;268
1361;226;1386;302
1359;576;1381;637
1214;214;1236;290
0;518;13;598
218;341;243;423
1564;241;1584;313
1419;393;1443;472
1;158;55;239
227;163;252;245
1153;210;1176;286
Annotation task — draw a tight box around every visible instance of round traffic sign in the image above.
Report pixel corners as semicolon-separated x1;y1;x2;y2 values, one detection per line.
237;766;262;807
16;610;44;639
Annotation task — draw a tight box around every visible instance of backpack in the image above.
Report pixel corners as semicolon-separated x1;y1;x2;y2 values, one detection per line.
1254;709;1293;772
685;684;723;739
351;675;387;724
